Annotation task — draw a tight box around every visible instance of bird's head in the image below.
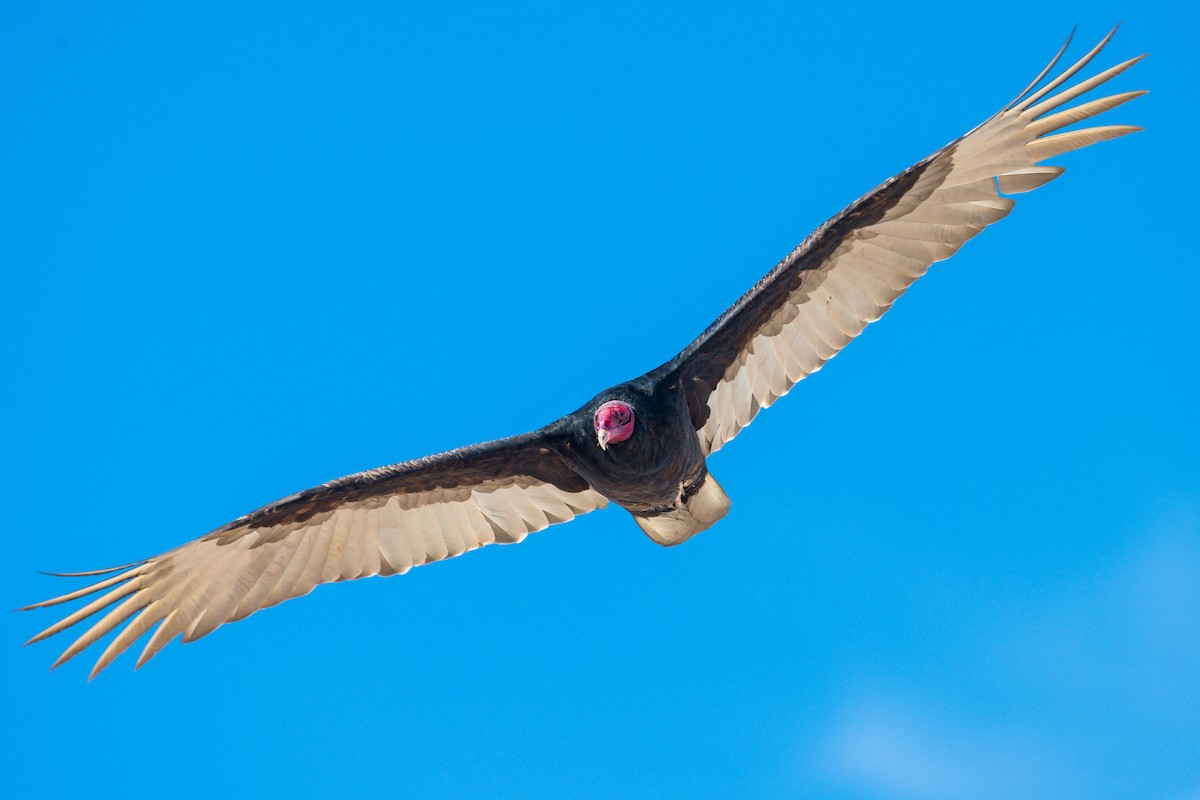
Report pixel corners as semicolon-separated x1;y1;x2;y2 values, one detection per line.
594;400;635;451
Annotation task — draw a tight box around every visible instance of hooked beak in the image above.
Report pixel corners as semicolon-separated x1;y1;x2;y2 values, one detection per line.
597;429;610;450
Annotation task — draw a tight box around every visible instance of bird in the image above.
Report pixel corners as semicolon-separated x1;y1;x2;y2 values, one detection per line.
23;27;1145;679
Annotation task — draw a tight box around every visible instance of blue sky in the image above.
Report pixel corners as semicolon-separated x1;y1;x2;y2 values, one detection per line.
4;3;1197;798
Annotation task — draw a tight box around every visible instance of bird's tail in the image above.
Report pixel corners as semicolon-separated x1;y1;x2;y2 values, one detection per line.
634;472;731;547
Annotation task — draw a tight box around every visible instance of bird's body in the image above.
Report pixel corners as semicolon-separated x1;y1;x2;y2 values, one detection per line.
565;378;710;519
24;28;1147;678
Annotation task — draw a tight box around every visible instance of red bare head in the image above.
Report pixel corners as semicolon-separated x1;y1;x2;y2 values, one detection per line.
594;400;635;450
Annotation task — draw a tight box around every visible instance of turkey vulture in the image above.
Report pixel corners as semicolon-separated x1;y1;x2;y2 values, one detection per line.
23;28;1145;678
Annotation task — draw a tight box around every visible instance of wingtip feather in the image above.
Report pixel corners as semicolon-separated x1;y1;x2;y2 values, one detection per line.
37;561;144;578
18;571;140;612
1015;25;1124;113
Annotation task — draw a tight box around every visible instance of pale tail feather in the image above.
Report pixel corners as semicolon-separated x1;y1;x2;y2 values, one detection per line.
634;473;732;547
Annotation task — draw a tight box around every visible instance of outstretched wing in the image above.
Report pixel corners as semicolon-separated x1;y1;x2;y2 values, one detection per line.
660;28;1145;456
23;429;607;678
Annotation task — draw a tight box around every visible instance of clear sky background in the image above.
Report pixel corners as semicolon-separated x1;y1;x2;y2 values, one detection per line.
3;3;1196;798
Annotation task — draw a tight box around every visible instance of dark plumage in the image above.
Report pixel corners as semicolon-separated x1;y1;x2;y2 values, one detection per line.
22;28;1145;678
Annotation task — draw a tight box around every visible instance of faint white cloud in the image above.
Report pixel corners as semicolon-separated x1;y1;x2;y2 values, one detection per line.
818;698;1048;800
1116;510;1200;639
808;501;1200;800
1001;502;1200;716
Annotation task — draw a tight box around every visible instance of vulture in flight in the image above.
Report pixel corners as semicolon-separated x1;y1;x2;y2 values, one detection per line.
24;29;1146;678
